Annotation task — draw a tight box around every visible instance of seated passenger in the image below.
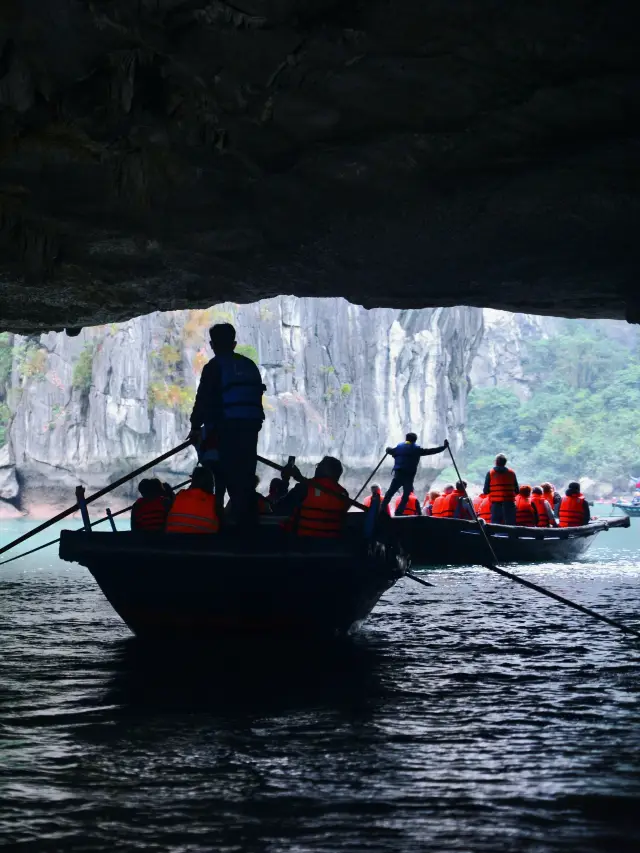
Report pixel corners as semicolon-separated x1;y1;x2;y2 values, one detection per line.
477;494;492;522
423;489;440;516
166;466;219;533
394;490;421;516
542;482;562;518
228;475;272;519
531;486;558;528
278;456;349;538
268;474;290;507
473;492;488;515
515;485;537;527
559;482;590;528
431;485;454;517
364;483;391;516
131;478;170;531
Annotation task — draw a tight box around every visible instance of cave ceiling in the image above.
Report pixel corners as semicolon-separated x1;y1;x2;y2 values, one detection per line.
1;1;639;332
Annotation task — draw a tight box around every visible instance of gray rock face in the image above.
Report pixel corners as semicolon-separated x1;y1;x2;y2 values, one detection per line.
1;2;638;330
1;298;483;511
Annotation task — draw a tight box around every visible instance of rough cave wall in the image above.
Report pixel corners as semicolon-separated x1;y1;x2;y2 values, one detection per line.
1;1;639;329
0;298;483;512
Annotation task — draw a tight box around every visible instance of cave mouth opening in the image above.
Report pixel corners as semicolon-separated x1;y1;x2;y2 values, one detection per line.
0;298;637;519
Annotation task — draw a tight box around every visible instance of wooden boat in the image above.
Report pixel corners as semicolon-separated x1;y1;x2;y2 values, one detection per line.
58;516;407;639
389;515;631;567
611;500;640;518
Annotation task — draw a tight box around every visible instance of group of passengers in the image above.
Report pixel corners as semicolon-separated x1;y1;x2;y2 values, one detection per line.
375;451;589;528
131;456;350;538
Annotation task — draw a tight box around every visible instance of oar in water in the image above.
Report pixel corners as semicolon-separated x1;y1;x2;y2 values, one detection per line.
445;443;640;640
257;454;368;511
0;441;194;557
0;478;192;567
353;453;388;503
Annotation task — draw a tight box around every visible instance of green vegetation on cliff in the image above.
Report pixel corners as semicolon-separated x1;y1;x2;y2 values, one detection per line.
465;322;640;488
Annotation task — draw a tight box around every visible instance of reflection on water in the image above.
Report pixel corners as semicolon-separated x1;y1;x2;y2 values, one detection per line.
1;518;640;852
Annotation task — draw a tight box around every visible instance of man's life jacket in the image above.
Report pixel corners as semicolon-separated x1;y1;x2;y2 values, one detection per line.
217;352;264;421
394;493;420;516
515;494;536;527
131;496;168;531
440;489;471;519
473;494;486;514
559;494;587;528
488;467;518;503
364;493;391;516
531;494;551;527
286;477;349;538
431;495;446;517
166;487;219;533
478;496;492;522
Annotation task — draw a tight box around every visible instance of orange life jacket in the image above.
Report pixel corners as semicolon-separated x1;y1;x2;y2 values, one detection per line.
431;495;447;517
515;494;536;527
531;494;551;527
165;487;219;533
394;493;420;516
439;489;470;519
488;468;517;503
559;494;587;528
288;476;349;538
130;496;169;531
478;496;492;522
364;493;391;516
473;494;486;513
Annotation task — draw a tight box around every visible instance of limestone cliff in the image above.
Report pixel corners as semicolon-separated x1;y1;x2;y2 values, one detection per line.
0;299;483;513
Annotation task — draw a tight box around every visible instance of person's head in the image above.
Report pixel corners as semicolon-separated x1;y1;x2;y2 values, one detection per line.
566;481;581;495
315;455;343;481
429;490;440;501
495;453;507;467
443;484;454;495
191;466;214;494
532;486;543;496
139;478;163;498
405;432;418;444
269;477;283;497
455;480;467;492
209;323;236;355
370;483;382;495
519;484;532;498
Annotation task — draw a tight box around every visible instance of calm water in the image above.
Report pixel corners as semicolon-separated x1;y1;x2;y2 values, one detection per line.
1;515;639;852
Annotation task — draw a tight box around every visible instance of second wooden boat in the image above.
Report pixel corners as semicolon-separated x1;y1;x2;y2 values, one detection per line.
389;515;630;567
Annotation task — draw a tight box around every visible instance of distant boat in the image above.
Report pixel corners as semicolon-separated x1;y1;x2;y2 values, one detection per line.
59;517;407;639
390;515;631;567
611;500;640;518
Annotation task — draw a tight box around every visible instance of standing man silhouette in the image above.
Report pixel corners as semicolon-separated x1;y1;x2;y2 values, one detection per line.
188;323;265;524
381;433;447;516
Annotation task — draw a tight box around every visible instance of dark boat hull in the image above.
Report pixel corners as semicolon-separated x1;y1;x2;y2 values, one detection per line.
59;523;405;638
390;515;630;567
612;502;640;518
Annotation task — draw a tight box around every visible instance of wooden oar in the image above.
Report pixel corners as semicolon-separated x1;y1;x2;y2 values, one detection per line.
353;453;388;503
0;478;192;567
445;443;640;640
0;441;193;557
257;454;367;511
406;570;435;588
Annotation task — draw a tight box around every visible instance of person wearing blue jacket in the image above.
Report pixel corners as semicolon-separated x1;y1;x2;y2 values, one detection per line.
189;323;265;524
381;433;448;516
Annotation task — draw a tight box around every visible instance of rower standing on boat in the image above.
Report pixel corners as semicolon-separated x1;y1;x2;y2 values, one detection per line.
380;433;447;516
188;323;266;524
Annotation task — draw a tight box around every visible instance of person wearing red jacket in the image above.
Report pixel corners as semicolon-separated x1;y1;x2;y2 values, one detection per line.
394;491;421;516
559;482;591;527
364;484;391;516
515;485;537;527
131;478;171;531
483;454;519;525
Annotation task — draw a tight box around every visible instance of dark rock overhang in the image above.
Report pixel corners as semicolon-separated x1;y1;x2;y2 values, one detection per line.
1;1;639;332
